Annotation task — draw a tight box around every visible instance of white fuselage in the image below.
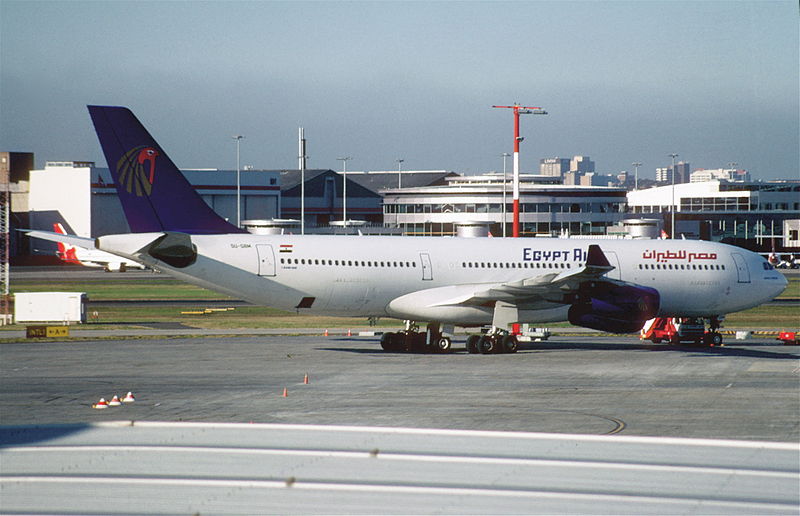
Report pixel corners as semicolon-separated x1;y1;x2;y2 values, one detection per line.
70;247;145;270
98;234;787;326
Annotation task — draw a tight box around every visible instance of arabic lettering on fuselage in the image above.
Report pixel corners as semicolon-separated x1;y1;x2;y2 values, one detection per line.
522;248;587;262
641;249;718;263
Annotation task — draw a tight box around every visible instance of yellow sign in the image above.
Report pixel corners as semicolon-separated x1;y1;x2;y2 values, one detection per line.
26;326;70;338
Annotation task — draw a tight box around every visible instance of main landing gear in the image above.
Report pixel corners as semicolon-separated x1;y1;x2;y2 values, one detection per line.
465;328;518;354
381;321;452;354
380;322;519;355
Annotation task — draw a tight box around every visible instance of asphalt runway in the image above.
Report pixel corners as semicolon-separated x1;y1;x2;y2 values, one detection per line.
2;334;799;514
1;334;798;439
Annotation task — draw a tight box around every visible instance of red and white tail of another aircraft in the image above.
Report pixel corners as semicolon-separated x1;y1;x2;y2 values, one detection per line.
52;223;146;272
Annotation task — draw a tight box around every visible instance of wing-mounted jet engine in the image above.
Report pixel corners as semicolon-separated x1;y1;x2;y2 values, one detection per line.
568;282;660;334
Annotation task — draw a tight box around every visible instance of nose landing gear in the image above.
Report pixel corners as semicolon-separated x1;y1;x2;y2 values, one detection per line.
703;316;724;347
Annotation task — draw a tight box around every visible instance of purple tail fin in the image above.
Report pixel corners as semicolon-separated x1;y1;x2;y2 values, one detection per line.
88;105;245;234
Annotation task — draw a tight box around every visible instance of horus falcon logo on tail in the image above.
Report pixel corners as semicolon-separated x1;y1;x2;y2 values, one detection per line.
116;146;159;196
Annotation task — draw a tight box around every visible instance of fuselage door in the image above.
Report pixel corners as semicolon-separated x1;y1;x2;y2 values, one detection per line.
731;253;751;283
603;250;622;281
420;252;433;281
256;244;276;277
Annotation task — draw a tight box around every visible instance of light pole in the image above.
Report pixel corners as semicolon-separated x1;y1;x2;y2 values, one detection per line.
232;135;245;227
669;153;678;239
501;152;510;237
396;159;404;188
299;128;307;235
337;156;352;223
631;161;642;191
492;104;547;237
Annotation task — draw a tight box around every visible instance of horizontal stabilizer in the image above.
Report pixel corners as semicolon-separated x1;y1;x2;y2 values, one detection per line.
24;230;96;250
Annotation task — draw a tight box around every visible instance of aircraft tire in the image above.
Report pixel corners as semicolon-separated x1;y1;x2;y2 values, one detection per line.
435;336;452;353
478;335;496;354
466;335;480;354
407;332;427;353
501;335;518;354
381;332;406;353
380;332;396;351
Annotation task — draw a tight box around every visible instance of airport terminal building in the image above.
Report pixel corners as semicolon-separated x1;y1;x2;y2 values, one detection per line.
627;180;800;250
382;173;628;237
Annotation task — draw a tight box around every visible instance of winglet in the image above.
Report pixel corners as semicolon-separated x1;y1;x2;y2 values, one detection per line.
586;244;611;268
87;105;246;234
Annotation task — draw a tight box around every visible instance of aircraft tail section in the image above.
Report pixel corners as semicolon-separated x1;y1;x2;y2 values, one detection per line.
52;223;80;264
87;105;245;234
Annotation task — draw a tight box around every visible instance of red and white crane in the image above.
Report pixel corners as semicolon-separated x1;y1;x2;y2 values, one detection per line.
492;104;547;237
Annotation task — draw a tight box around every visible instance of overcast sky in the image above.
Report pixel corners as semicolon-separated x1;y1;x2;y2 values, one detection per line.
1;1;797;180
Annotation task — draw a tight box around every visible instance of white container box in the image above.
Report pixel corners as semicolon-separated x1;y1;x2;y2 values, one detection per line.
14;292;87;324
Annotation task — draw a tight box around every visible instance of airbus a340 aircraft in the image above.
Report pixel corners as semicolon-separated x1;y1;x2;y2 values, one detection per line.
28;106;787;353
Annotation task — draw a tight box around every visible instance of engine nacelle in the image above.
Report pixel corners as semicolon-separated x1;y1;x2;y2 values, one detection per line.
568;283;660;334
146;232;197;268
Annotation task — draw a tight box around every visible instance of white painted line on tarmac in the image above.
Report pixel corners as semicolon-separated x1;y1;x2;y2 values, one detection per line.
90;420;800;451
2;475;796;514
2;445;796;479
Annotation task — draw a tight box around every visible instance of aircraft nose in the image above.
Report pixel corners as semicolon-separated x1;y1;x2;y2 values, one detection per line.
777;272;789;293
768;271;789;300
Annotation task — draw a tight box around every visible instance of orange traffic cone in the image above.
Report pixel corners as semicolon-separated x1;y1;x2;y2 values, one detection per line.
93;398;109;409
347;328;352;337
324;329;329;337
282;387;288;397
108;395;122;406
303;373;309;384
122;392;135;403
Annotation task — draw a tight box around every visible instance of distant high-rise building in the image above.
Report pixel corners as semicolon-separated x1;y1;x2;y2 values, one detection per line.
656;167;671;182
657;161;691;184
674;161;691;184
539;158;570;177
570;156;595;174
690;168;751;183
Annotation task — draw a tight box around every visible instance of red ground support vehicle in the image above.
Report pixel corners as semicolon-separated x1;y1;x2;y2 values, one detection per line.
641;317;722;346
777;332;799;345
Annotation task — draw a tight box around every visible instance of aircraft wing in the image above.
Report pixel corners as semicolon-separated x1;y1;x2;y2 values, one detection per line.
435;244;617;309
24;230;97;250
388;244;624;318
